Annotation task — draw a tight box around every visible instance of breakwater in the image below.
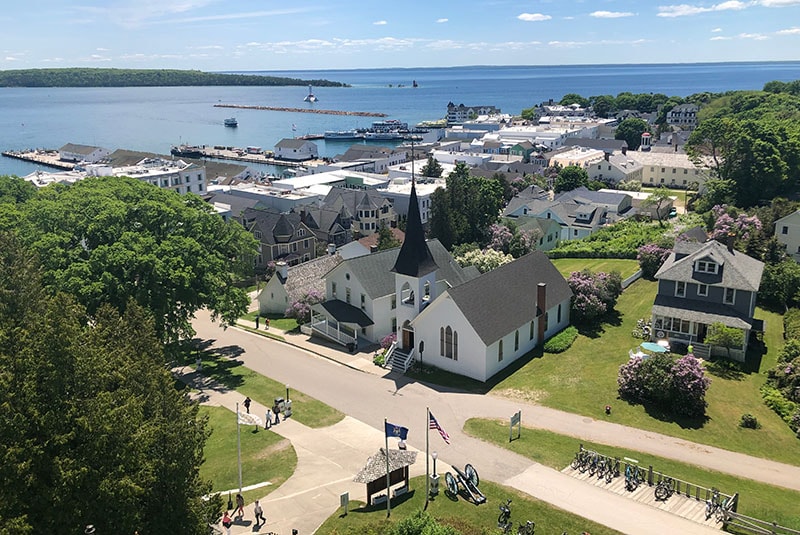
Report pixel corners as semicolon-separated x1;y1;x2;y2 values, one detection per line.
213;104;387;117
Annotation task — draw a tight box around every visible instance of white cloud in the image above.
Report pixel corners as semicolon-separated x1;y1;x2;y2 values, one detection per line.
711;27;722;32
759;0;800;5
436;18;448;23
657;1;748;17
517;13;552;21
5;56;18;61
710;35;733;40
96;47;110;51
776;26;800;34
373;20;387;25
738;32;768;39
590;10;634;18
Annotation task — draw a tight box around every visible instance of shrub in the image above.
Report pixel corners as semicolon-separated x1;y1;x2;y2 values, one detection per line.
373;352;385;367
784;308;800;340
284;289;324;325
568;270;623;323
637;243;671;279
766;356;800;403
543;326;578;353
380;332;397;350
791;410;800;435
760;384;799;424
739;413;760;429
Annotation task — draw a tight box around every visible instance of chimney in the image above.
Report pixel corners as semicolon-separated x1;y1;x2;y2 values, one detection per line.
370;245;379;254
621;146;627;155
727;232;735;253
276;261;288;280
327;243;336;255
604;152;610;162
537;283;547;343
299;209;307;224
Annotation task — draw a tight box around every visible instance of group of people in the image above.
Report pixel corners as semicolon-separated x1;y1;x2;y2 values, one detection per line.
221;496;267;534
254;315;270;330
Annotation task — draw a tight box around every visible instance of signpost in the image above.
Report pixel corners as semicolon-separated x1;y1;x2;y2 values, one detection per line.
509;410;521;442
340;491;349;516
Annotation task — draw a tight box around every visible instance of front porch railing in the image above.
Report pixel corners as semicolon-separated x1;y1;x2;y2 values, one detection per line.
308;314;356;347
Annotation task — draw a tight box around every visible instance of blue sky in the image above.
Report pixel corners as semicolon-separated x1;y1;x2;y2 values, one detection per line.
2;0;799;71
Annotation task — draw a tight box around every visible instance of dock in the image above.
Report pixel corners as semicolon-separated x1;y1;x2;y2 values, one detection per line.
172;145;323;168
213;104;387;117
2;149;75;170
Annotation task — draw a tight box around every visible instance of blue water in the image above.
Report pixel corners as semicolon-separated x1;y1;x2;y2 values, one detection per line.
2;62;799;177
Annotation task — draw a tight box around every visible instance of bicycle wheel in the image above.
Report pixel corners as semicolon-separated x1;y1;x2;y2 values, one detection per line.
465;463;479;488
605;467;614;484
445;472;458;496
655;484;669;501
570;455;580;470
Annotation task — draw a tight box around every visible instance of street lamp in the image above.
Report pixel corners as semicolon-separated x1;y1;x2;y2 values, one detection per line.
432;451;438;477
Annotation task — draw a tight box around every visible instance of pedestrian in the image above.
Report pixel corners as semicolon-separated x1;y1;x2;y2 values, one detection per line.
265;409;272;429
254;500;266;527
235;493;245;518
273;402;280;423
255;315;260;329
265;317;270;330
222;511;232;535
244;396;251;414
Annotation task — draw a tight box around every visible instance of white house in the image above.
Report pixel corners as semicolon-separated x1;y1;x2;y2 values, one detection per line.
275;139;318;161
258;255;343;316
58;143;111;163
775;210;800;262
309;178;572;382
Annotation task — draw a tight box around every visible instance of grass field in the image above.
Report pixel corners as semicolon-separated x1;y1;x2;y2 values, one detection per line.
491;278;800;466
200;405;296;506
239;311;299;332
464;419;800;530
191;350;345;429
315;474;623;535
550;257;640;279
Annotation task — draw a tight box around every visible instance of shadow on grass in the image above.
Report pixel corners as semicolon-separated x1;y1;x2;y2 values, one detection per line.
199;350;247;390
351;490;416;514
639;400;708;430
577;310;623;339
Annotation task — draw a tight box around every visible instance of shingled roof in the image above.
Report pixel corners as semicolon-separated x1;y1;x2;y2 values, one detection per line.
446;251;573;346
655;239;764;292
391;180;437;277
353;448;417;484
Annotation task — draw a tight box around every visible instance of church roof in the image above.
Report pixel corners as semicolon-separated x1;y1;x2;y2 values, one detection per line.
391;179;437;277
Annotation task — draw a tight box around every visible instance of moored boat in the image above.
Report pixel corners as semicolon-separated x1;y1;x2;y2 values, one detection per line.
224;117;238;127
303;85;317;102
323;130;364;140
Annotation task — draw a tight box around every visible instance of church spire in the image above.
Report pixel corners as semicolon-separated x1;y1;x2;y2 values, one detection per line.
391;175;437;277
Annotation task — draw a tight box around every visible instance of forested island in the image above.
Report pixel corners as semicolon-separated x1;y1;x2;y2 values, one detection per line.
0;68;347;88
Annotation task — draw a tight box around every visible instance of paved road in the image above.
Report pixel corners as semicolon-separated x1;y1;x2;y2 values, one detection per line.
193;310;800;534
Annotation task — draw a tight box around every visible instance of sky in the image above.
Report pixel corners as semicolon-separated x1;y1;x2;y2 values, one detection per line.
2;0;800;71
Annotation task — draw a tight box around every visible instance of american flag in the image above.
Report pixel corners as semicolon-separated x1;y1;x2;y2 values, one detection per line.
429;411;450;444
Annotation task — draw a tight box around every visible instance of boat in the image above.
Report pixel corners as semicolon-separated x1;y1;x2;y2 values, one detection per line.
371;119;408;132
303;85;317;102
364;131;404;140
224;117;238;127
170;145;205;159
323;130;364;140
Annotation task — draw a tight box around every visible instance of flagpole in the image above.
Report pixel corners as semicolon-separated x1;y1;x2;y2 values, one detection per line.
237;402;243;494
425;407;430;509
385;418;391;518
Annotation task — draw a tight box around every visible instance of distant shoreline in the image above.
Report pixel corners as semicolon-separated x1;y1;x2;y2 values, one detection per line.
0;67;347;88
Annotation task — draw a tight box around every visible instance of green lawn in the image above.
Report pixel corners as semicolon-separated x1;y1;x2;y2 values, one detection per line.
491;278;800;466
315;474;623;535
239;311;299;332
464;419;800;530
550;258;641;279
200;405;296;506
191;350;345;429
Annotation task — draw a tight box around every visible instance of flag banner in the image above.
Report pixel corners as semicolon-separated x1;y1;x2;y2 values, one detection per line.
385;421;409;440
428;412;450;444
238;412;263;427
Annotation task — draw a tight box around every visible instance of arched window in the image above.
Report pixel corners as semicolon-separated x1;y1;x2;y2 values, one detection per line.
557;303;562;323
514;330;519;351
453;331;458;361
529;320;535;340
445;326;453;358
498;340;504;361
440;327;445;356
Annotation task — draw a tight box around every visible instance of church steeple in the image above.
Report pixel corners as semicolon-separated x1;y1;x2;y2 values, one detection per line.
391;177;437;276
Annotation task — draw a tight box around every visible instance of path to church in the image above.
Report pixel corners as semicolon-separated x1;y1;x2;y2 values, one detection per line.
193;310;800;534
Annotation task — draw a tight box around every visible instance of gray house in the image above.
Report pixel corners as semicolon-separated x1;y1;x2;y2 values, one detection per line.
651;239;764;361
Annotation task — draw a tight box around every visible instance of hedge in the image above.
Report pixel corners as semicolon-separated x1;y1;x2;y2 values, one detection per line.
543;326;579;353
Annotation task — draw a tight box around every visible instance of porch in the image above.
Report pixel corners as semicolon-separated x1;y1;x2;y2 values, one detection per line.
309;300;374;349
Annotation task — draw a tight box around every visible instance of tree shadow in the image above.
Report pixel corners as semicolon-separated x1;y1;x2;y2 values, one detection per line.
704;358;745;381
351;489;416;513
641;401;708;430
576;310;623;339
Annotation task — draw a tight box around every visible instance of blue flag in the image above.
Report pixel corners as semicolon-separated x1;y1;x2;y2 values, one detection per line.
385;421;409;440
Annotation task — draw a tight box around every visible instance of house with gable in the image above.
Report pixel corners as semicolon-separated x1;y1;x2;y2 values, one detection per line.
308;177;572;382
774;209;800;262
243;208;317;269
274;138;318;161
322;187;396;238
651;238;764;361
258;254;343;316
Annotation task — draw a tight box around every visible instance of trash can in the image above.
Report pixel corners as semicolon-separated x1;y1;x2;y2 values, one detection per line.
284;399;292;419
274;397;285;413
429;474;439;496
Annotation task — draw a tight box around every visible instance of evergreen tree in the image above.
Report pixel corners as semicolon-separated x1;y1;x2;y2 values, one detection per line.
419;155;443;178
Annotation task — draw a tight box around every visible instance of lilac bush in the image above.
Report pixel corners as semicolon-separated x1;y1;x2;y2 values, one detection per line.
670;355;711;417
618;356;646;400
488;223;514;253
380;332;397;350
637;243;671;279
568;270;623;322
710;205;763;243
285;289;324;324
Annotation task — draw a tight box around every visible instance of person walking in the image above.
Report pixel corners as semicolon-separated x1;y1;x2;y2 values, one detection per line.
244;396;252;414
255;315;260;329
265;409;272;429
235;493;245;518
221;511;232;535
273;401;280;423
253;500;266;527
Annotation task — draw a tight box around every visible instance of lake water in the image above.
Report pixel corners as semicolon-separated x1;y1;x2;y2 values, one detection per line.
2;62;799;177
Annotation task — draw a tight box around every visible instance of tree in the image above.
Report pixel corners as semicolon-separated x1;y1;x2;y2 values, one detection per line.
590;94;614;118
419;155;443;178
285;289;324;324
428;187;456;249
454;248;512;273
9;176;258;344
0;233;217;534
618;354;710;418
705;322;744;359
759;260;800;310
614;118;651;151
568;270;623;323
560;93;589;108
376;222;400;251
642;186;672;227
637;243;671;279
554;165;589;193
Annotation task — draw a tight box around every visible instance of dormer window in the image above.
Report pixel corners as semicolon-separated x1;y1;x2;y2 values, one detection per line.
696;260;718;274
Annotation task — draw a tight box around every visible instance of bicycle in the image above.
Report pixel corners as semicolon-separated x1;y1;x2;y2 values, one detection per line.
516;520;535;535
570;446;589;471
498;498;513;533
624;463;642;492
605;457;620;484
654;476;675;501
705;488;728;523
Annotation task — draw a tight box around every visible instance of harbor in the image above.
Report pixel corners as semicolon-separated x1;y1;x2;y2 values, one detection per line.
1;149;75;170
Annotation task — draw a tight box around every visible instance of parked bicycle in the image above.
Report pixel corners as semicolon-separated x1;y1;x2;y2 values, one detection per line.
605;457;620;484
570;446;590;472
624;463;643;492
516;520;535;535
654;476;675;501
705;488;728;522
498;498;513;533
